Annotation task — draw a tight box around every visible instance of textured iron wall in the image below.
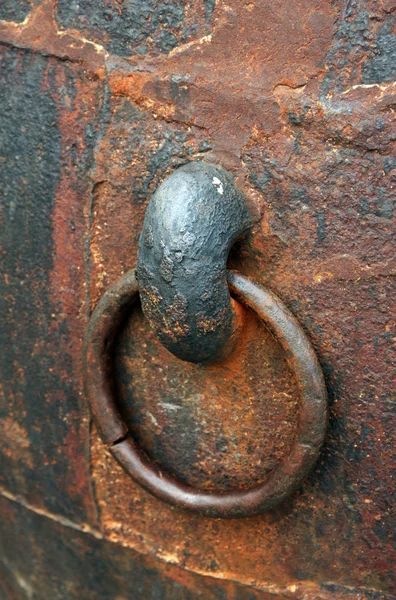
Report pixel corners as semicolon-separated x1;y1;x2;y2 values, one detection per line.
0;0;395;598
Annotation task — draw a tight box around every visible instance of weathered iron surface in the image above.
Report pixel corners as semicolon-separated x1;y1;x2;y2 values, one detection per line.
137;162;252;364
115;284;300;494
55;0;216;58
0;494;290;600
0;44;101;525
0;0;395;597
0;1;36;23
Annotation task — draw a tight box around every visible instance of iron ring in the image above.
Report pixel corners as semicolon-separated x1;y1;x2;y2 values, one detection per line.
82;268;327;518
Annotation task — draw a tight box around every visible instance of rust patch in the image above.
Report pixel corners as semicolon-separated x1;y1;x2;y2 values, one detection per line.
0;418;33;468
0;0;395;596
105;0;335;167
114;298;299;493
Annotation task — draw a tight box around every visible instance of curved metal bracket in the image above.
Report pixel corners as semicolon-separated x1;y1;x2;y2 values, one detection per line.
136;162;252;364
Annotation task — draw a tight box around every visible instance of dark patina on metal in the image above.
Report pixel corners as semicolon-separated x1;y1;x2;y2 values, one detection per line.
2;0;394;593
82;268;327;518
136;162;252;364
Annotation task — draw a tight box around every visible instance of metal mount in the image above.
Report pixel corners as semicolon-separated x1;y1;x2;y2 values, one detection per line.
82;161;327;518
136;162;252;364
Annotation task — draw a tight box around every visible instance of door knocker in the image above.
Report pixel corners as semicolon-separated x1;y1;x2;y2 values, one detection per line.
82;162;327;518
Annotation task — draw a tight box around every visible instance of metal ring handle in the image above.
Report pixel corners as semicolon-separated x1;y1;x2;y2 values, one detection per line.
83;268;327;518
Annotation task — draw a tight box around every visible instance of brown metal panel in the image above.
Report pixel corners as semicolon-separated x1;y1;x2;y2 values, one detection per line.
0;45;102;525
0;0;394;597
0;494;290;600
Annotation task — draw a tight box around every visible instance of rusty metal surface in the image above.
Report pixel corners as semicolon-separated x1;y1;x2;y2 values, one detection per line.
0;0;395;597
0;494;290;600
114;284;300;495
0;44;101;526
55;0;216;58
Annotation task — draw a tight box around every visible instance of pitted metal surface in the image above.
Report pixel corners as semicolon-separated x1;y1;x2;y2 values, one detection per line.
137;162;252;364
0;0;395;597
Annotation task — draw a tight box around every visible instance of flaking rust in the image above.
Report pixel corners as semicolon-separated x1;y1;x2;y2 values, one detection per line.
0;0;395;597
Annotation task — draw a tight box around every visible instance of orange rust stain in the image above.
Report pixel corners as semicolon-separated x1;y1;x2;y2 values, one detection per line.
45;61;103;524
110;73;176;122
0;417;34;467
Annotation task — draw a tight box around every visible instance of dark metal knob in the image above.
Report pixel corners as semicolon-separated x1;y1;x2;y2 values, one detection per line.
136;162;252;364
